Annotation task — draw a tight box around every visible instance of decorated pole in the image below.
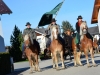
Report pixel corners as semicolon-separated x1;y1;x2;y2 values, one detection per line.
54;0;65;18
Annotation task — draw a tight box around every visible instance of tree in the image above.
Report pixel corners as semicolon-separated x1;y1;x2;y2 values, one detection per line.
9;25;23;62
61;21;75;32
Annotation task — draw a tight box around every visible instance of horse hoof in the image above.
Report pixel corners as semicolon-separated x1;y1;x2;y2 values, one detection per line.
56;69;60;71
29;71;33;74
79;64;84;66
61;67;65;70
93;64;98;67
38;70;42;72
74;65;78;67
87;65;91;68
53;67;56;69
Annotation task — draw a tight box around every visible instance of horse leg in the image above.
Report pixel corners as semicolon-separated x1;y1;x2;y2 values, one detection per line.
90;48;97;67
31;61;36;71
73;50;77;67
84;49;90;67
52;53;56;69
77;52;83;66
60;51;65;69
54;52;59;70
35;55;41;72
69;49;72;61
96;47;99;53
28;56;33;73
97;47;99;53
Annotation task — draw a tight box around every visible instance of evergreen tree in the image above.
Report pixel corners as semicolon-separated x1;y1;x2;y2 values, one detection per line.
61;21;75;32
9;25;23;62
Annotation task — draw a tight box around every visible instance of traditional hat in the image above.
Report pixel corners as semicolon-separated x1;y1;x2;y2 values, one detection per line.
77;15;83;20
51;18;57;22
25;22;31;26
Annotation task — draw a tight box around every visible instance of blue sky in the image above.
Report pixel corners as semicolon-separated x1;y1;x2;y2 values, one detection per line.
0;0;96;46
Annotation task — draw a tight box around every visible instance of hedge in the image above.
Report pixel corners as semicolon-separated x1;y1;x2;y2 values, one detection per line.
0;52;11;75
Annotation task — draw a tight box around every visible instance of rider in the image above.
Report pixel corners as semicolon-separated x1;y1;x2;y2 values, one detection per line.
22;22;39;58
46;18;64;49
76;15;93;46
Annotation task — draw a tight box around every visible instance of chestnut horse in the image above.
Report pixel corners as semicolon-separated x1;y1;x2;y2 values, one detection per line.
50;26;65;70
72;21;97;67
24;34;41;73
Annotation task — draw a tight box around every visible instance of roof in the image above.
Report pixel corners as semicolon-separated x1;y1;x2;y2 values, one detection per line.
0;0;12;14
34;28;46;35
88;26;99;35
91;0;100;24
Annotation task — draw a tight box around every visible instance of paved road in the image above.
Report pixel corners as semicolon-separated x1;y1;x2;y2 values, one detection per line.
8;54;100;75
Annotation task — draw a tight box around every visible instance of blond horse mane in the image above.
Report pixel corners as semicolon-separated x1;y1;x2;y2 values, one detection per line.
80;21;88;36
51;26;58;41
24;34;29;42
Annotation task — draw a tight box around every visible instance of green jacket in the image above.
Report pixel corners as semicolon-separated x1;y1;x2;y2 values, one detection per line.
23;28;36;40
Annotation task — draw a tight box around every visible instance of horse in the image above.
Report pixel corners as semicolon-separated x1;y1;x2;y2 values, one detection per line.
24;34;41;73
93;37;99;53
62;30;73;60
72;21;97;67
50;26;65;70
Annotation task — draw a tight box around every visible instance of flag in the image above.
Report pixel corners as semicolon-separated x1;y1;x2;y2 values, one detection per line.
38;14;53;27
38;2;64;27
46;2;63;15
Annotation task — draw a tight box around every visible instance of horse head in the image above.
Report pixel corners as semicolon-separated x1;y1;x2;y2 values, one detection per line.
24;34;33;48
80;21;88;35
51;26;59;40
65;29;71;36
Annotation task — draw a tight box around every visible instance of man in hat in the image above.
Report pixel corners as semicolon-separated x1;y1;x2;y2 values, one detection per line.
76;15;83;34
22;22;39;58
46;18;64;49
75;15;93;48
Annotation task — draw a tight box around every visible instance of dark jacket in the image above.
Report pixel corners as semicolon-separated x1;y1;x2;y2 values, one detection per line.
76;22;80;33
23;28;36;40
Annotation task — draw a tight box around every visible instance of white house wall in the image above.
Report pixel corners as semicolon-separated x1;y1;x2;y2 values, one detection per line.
98;8;100;34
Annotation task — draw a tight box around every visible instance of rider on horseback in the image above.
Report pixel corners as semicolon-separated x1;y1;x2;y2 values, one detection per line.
46;18;64;49
76;15;93;49
22;22;39;58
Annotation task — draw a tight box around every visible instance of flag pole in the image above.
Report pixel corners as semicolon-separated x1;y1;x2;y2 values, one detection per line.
54;0;65;18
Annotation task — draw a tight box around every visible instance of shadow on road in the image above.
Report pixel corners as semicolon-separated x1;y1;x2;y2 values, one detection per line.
7;67;29;75
7;54;100;74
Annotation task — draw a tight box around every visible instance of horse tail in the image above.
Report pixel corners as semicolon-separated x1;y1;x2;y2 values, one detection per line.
56;51;60;62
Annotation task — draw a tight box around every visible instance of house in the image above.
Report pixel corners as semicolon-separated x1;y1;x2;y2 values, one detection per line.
34;28;48;52
91;0;100;34
88;26;99;35
0;0;12;52
88;26;99;40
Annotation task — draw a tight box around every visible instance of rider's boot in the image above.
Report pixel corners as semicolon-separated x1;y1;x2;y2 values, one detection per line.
22;51;26;59
22;43;26;59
